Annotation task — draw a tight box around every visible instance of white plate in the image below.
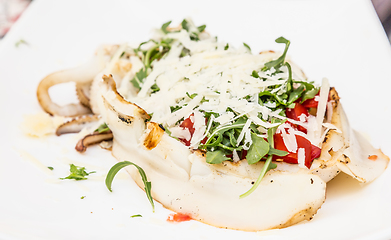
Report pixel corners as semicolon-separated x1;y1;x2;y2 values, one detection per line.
1;0;391;239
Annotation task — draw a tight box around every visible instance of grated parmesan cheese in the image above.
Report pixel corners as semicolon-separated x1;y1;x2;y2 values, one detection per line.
297;148;306;169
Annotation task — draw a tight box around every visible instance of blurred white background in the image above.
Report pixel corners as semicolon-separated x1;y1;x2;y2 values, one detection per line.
1;0;391;41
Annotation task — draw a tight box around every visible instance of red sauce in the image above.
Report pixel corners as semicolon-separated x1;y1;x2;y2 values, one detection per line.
167;213;192;222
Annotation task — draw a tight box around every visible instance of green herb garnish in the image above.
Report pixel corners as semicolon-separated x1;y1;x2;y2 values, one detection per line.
106;161;154;212
15;39;28;47
95;123;110;133
206;150;230;164
60;164;95;181
131;68;148;91
246;133;270;165
240;127;285;198
131;214;142;218
243;42;251;52
161;20;172;34
262;37;290;71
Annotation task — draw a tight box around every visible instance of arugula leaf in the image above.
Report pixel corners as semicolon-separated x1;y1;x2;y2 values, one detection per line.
239;123;287;198
181;19;190;31
243;42;251;52
105;161;154;212
240;155;277;198
284;62;293;92
262;37;290;71
203;121;246;148
301;87;319;103
197;25;206;32
151;83;160;93
15;39;28;47
246;133;270;165
206;150;230;164
95;123;110;133
181;19;205;41
131;68;148;90
287;84;305;105
268;147;288;157
60;164;95;181
161;20;172;34
170;105;182;113
259;91;287;107
186;92;198;99
226;129;238;148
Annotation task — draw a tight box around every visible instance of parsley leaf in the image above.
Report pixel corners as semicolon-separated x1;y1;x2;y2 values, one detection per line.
60;164;95;181
105;161;154;212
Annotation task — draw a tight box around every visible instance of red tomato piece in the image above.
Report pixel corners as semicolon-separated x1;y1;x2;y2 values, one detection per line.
180;115;195;135
179;114;208;146
273;133;319;169
310;144;321;164
301;98;319;108
286;102;309;120
179;115;194;146
296;135;312;169
273;133;298;164
286;102;309;133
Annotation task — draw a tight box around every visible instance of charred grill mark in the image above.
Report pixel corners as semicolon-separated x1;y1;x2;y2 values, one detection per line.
102;74;150;120
329;87;340;101
143;122;165;150
340;154;350;164
323;132;330;143
118;114;132;124
102;96;134;125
